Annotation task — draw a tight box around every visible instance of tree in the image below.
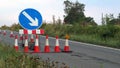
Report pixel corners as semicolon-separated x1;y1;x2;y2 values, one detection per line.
101;13;105;25
57;17;62;24
64;0;72;15
103;13;120;25
63;0;97;26
102;14;114;25
52;15;56;24
0;25;9;30
9;23;22;31
64;0;85;24
118;13;120;19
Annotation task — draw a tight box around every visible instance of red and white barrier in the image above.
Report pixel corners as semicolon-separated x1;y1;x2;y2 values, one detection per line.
19;29;44;34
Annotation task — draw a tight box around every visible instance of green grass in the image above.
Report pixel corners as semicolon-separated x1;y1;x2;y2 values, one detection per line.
41;24;120;49
70;34;120;48
0;43;70;68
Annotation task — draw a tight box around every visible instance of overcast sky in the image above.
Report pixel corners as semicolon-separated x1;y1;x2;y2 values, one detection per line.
0;0;120;26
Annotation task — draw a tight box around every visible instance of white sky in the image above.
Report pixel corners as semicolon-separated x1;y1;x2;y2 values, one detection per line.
0;0;120;26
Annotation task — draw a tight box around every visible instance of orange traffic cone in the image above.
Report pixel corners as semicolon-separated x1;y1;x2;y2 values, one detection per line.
30;34;34;43
10;31;14;38
44;35;50;52
62;34;72;53
64;38;70;52
24;35;29;52
54;36;60;52
34;35;40;53
14;35;18;51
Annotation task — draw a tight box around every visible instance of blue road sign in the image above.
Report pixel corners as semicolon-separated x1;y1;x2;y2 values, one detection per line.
19;8;42;30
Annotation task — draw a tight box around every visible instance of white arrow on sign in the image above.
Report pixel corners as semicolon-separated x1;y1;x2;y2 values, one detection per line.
22;11;38;26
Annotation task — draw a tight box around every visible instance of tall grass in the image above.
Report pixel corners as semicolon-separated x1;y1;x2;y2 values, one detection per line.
0;43;70;68
41;23;120;49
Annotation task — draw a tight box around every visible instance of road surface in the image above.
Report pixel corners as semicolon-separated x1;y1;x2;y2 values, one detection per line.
0;30;120;68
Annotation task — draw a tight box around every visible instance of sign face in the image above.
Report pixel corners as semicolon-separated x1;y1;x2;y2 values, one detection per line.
19;8;42;30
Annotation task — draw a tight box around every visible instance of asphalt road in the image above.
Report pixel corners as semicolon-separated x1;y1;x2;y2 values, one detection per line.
0;30;120;68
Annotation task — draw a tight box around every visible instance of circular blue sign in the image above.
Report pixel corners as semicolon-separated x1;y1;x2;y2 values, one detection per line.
19;8;42;30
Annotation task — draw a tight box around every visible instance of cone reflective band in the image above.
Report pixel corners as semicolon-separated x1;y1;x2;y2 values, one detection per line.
19;29;44;34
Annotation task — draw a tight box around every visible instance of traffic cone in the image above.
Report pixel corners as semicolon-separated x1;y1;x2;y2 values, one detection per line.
64;38;70;52
44;35;50;52
34;35;40;53
54;36;60;52
20;34;23;40
0;30;1;34
10;31;14;38
62;34;72;53
14;35;18;51
30;34;34;43
20;34;24;47
24;35;29;52
3;30;6;36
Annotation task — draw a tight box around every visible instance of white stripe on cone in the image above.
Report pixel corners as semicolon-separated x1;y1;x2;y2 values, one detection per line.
15;37;18;46
25;37;28;47
65;39;69;46
46;39;49;46
35;35;39;46
56;38;59;46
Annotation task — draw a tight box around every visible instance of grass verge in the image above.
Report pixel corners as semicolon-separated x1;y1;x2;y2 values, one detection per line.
0;43;70;68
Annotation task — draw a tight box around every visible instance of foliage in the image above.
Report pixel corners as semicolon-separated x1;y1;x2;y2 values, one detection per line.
0;43;70;68
9;23;22;31
63;0;97;26
41;23;120;48
103;13;120;25
0;25;9;30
